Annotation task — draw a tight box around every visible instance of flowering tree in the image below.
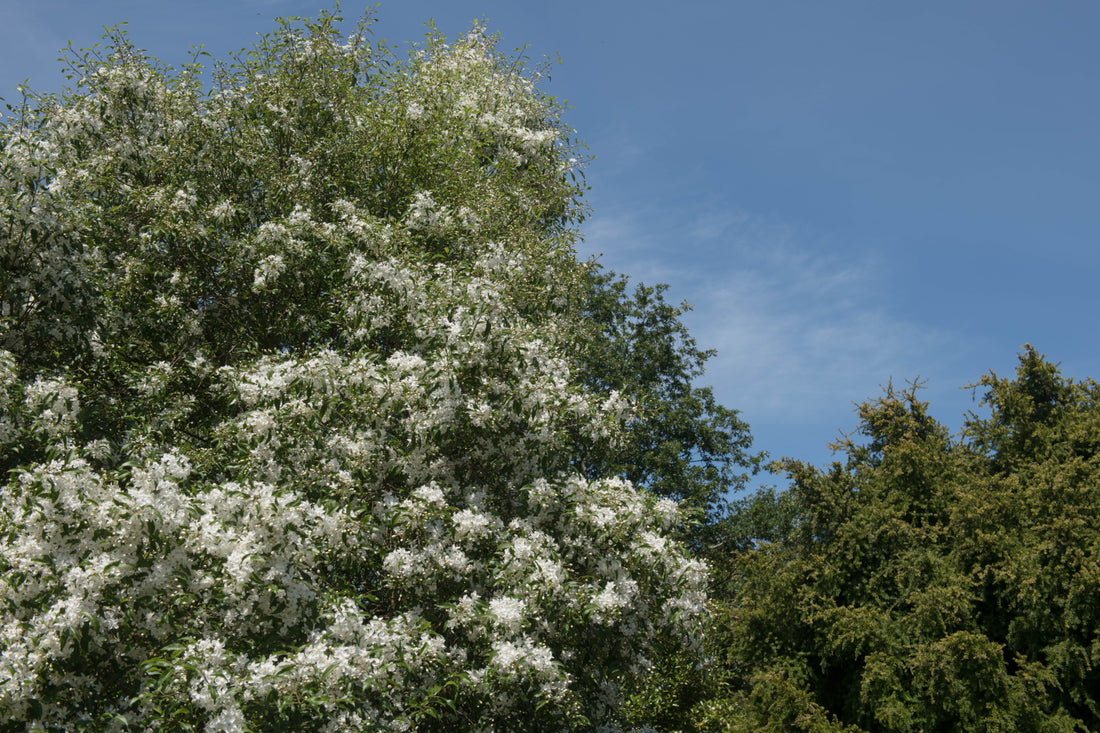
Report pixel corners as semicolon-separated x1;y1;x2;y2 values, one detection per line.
0;10;707;731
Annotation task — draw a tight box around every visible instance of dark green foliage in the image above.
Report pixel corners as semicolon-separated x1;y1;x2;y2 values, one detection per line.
578;268;765;730
572;267;761;546
711;347;1100;731
621;640;721;732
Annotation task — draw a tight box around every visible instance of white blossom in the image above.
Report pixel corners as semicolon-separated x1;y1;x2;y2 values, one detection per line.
0;10;706;730
489;596;527;634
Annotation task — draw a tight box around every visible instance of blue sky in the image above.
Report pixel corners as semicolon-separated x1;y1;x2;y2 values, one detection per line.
4;1;1100;486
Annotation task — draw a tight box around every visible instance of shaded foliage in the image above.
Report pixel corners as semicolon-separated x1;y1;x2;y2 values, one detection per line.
572;268;761;549
709;346;1100;731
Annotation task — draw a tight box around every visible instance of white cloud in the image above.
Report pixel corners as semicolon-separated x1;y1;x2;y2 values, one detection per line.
580;200;969;468
688;222;944;418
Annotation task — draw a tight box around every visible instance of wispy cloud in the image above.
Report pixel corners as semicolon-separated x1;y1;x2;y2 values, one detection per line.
580;198;970;466
687;212;946;416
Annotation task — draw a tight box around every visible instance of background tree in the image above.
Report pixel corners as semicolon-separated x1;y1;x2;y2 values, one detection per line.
0;11;709;730
569;270;761;732
707;347;1100;731
571;268;760;550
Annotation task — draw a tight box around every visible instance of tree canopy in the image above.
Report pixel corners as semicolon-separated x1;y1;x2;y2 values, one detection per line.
9;7;1095;733
0;11;714;730
572;270;759;549
708;347;1100;731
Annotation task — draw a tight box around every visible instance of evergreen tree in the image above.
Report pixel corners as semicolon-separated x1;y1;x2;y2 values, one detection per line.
709;347;1100;731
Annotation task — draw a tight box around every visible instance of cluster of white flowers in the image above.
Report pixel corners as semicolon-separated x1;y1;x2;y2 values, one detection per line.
23;376;80;441
405;190;445;231
252;253;285;290
0;10;705;731
0;352;19;446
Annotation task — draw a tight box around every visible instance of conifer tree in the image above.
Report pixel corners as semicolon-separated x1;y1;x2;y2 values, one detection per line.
709;348;1100;732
